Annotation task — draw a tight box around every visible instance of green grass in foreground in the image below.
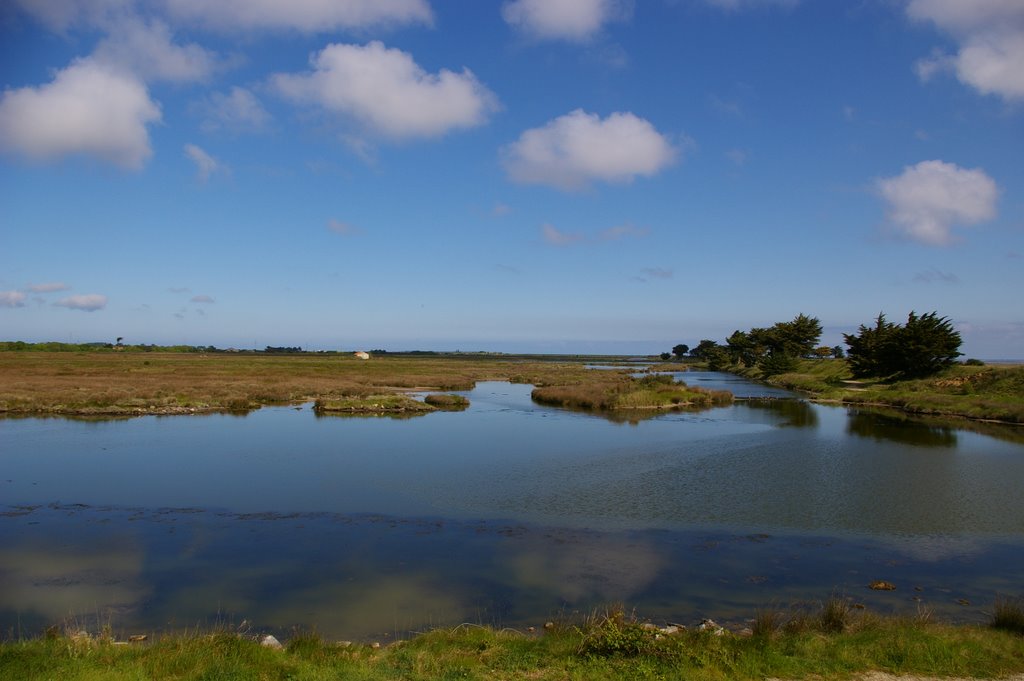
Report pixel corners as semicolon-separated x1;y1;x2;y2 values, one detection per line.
4;602;1024;681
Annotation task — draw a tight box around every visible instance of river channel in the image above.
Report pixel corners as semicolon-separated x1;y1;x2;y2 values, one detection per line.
2;372;1022;640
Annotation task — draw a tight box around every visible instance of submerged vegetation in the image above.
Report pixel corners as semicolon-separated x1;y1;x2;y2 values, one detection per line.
4;601;1023;681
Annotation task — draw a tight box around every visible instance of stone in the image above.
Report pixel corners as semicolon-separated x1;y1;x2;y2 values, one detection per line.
371;642;381;649
659;625;680;635
260;634;283;650
128;634;147;642
698;619;725;636
868;580;896;591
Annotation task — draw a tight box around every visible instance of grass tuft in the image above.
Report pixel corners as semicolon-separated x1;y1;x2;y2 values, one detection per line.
991;596;1024;635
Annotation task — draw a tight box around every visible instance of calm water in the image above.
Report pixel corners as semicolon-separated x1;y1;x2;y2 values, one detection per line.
2;373;1023;640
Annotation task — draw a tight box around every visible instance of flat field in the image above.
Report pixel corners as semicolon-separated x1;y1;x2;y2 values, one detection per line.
0;351;619;416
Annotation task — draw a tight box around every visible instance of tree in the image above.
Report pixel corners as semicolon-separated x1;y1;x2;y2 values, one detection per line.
844;311;961;379
895;311;963;378
726;330;758;367
689;339;719;359
659;352;671;361
844;313;897;378
671;343;689;359
757;314;822;375
768;313;822;359
832;345;845;359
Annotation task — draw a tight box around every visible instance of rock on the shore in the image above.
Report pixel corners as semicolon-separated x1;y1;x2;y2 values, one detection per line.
260;634;283;650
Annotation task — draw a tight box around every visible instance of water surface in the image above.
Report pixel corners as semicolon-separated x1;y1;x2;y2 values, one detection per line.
2;374;1022;640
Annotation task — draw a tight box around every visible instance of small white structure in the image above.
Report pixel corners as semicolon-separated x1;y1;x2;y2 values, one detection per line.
354;351;370;360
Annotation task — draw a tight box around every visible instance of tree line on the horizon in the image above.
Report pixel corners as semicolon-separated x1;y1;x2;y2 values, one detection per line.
665;311;963;380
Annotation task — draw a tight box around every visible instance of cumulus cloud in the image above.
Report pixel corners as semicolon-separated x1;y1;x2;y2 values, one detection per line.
908;0;1024;101
0;58;160;169
502;0;630;42
92;16;218;83
54;293;108;311
876;160;999;246
1;291;27;308
272;41;497;140
196;87;271;133
502;109;677;191
190;294;214;303
165;0;432;32
183;143;221;181
27;282;70;293
542;224;584;246
10;0;131;32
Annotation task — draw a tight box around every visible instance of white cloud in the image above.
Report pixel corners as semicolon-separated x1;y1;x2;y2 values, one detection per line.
0;59;160;169
272;41;497;140
502;0;629;42
913;268;960;284
183;143;220;181
501;109;677;191
10;0;131;32
327;219;361;236
27;282;71;293
54;293;108;311
542;223;584;246
92;16;218;83
725;148;748;166
641;267;673;279
702;0;799;10
196;87;271;133
908;0;1024;101
164;0;432;32
190;294;214;303
876;160;999;246
599;223;648;240
1;291;27;308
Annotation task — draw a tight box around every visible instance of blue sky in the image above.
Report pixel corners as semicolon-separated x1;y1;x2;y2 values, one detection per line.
1;0;1022;357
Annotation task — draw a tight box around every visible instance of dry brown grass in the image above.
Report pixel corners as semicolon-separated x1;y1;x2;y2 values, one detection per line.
0;352;616;416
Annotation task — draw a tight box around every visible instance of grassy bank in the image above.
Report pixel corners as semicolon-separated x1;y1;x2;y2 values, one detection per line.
734;359;1024;425
4;601;1023;681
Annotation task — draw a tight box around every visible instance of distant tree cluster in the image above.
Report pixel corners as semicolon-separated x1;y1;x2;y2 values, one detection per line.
668;314;824;375
843;311;961;379
263;346;303;354
722;313;824;375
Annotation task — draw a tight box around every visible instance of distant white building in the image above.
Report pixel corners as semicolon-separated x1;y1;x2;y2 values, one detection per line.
354;351;370;360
